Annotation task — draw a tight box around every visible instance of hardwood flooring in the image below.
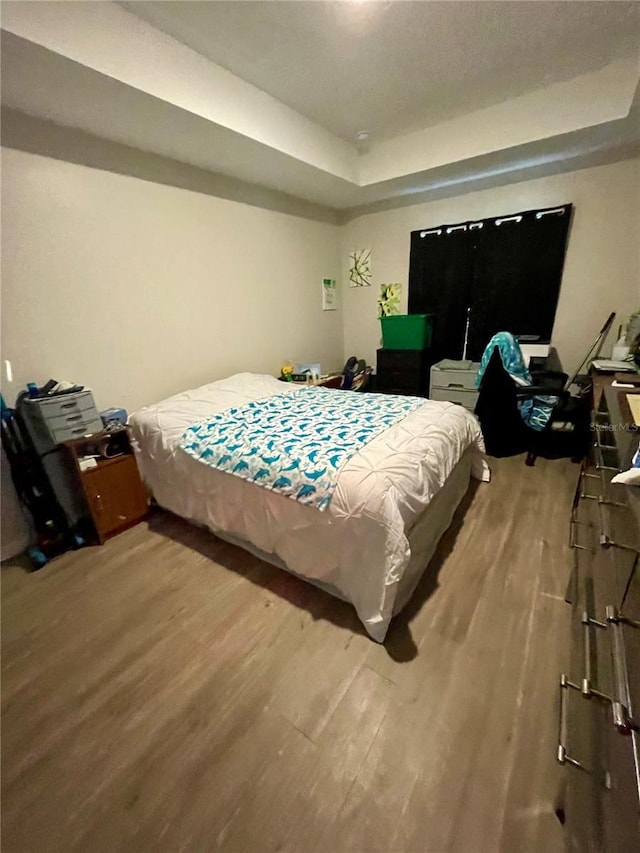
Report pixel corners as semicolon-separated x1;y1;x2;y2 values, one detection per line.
1;455;577;853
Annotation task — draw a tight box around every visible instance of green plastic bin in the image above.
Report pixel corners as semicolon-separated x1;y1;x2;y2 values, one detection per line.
380;314;433;350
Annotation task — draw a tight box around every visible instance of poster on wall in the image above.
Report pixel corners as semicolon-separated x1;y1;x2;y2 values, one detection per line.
322;277;337;310
349;249;372;287
377;283;401;318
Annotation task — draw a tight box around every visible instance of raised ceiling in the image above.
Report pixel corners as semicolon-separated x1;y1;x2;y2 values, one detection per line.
124;0;640;142
1;1;639;219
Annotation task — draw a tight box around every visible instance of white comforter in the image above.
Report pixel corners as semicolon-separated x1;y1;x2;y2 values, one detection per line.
129;373;489;641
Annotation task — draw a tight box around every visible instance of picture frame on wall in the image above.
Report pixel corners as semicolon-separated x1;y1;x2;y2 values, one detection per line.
322;278;337;311
349;249;372;287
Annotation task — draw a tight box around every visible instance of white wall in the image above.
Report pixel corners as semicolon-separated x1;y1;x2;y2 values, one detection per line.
1;147;343;412
2;149;639;419
341;158;640;375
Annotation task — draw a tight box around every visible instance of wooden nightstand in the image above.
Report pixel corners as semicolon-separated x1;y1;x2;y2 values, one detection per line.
63;428;148;544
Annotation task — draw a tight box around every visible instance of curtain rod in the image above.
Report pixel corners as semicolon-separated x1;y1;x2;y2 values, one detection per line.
536;207;566;219
419;205;567;236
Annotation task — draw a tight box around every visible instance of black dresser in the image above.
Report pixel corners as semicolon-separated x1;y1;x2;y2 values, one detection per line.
560;381;639;852
375;349;433;397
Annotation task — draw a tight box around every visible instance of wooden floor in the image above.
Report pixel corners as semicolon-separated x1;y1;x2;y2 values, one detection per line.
2;455;577;853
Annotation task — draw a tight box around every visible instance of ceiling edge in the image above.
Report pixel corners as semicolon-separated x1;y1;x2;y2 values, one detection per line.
0;1;358;182
0;108;342;226
339;142;640;223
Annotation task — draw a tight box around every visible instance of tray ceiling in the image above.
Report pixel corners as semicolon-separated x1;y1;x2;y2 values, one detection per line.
2;1;639;218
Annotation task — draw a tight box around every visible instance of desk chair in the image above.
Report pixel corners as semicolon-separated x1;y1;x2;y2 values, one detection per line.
475;348;591;466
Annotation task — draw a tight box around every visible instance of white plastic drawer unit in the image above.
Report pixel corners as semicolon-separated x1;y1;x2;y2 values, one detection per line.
430;360;480;412
20;391;103;454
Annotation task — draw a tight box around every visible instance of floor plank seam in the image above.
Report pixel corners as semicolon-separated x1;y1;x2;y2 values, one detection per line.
275;710;317;745
539;592;567;602
361;663;398;687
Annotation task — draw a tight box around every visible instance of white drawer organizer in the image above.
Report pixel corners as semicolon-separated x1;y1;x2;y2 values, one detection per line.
430;359;480;412
20;390;103;454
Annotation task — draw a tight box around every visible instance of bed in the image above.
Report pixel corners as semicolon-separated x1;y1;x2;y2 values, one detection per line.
129;373;489;641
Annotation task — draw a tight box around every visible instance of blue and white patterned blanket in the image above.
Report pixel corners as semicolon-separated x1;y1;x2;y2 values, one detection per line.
179;388;425;510
475;331;558;431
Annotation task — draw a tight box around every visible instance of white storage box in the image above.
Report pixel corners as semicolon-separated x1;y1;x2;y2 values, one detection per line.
430;360;480;412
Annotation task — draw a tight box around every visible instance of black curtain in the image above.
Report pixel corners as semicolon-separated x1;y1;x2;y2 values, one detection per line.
408;205;573;362
408;226;473;361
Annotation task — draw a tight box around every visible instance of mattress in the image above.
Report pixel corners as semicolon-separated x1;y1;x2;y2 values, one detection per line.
129;373;489;641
